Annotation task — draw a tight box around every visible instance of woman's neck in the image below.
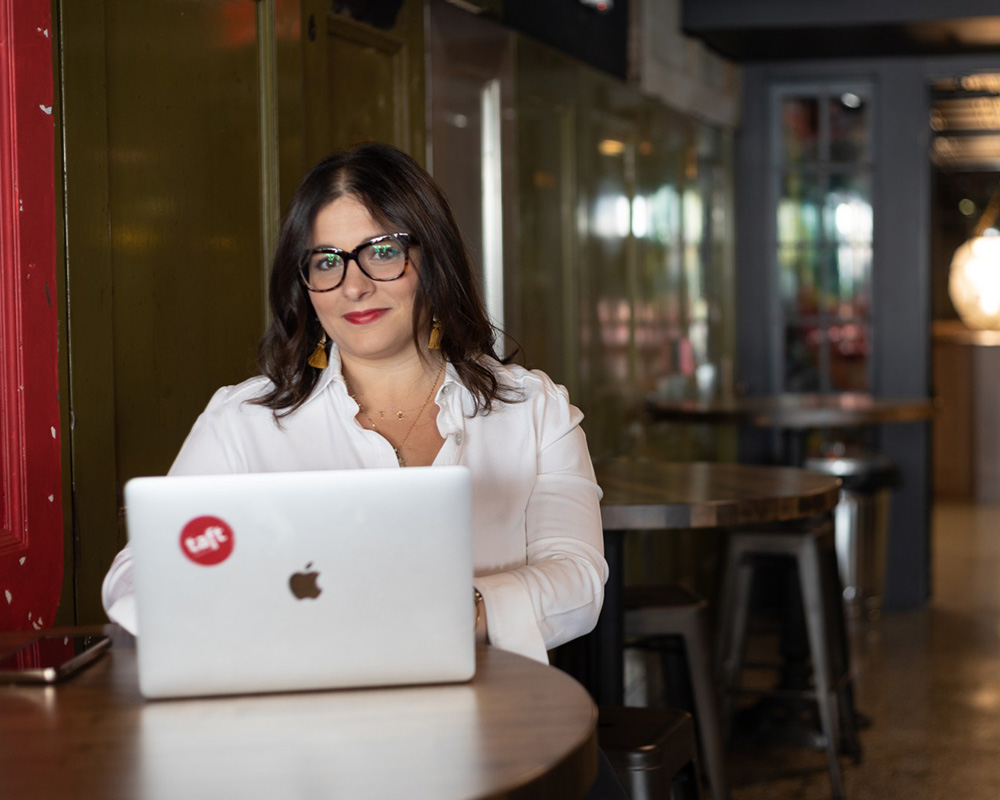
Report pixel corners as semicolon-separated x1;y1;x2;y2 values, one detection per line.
340;349;444;408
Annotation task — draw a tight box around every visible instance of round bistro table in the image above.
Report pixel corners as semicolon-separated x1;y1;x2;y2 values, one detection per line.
0;626;598;800
579;458;842;706
646;393;936;430
645;393;937;465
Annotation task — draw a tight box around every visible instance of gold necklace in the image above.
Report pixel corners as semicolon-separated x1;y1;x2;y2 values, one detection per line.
353;399;424;422
352;362;445;467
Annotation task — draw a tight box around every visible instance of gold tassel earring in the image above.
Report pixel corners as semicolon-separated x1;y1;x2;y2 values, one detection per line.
428;318;443;350
308;332;328;369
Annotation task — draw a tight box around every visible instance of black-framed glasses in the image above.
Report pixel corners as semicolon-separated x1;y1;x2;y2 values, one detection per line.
299;232;413;293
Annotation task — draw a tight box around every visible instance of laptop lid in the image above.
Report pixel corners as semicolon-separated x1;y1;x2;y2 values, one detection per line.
125;466;475;699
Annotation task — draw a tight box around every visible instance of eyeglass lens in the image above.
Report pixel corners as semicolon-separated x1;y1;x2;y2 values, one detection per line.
302;235;408;291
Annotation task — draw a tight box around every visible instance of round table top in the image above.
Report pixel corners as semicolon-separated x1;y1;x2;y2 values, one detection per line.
0;627;597;800
647;392;937;429
595;458;842;530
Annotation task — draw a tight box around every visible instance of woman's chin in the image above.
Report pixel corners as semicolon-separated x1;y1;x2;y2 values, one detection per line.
334;337;420;366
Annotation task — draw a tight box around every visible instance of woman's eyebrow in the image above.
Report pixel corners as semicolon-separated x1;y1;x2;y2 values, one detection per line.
312;233;392;250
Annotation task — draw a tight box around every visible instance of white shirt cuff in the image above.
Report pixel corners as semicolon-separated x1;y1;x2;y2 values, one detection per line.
475;572;548;663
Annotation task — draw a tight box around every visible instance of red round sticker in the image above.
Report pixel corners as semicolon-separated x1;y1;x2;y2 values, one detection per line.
179;516;235;566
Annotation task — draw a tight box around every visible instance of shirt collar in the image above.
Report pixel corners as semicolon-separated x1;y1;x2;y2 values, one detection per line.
297;343;346;410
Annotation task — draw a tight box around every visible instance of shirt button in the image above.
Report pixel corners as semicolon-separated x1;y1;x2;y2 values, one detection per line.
454;433;463;445
441;385;451;396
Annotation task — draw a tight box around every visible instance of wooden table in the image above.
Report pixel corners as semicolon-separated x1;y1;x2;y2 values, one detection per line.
647;392;936;429
0;627;598;800
574;459;842;705
646;392;937;464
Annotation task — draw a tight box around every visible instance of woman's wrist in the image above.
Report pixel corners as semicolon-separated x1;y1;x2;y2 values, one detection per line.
473;588;488;644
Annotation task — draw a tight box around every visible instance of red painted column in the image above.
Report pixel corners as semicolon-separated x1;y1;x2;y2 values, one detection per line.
0;0;62;630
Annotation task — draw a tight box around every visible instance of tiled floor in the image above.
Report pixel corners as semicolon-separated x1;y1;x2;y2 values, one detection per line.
724;501;1000;800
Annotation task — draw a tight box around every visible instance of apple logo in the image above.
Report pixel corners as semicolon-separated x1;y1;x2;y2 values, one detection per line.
288;562;322;600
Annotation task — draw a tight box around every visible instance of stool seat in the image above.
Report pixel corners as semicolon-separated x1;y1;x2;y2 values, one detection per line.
599;705;703;800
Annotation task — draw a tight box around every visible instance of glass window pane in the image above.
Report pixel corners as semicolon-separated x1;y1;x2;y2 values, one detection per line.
817;246;837;317
648;183;681;245
778;171;822;244
688;318;709;367
683;186;703;245
784;325;822;392
829;94;869;162
779;244;821;318
776;85;871;397
829;322;869;390
824;173;872;243
781;97;819;163
830;244;872;318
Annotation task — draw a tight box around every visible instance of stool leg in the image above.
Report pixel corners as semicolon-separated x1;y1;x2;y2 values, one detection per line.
686;607;730;800
717;544;754;741
800;536;845;800
714;546;739;714
821;529;863;760
671;757;705;800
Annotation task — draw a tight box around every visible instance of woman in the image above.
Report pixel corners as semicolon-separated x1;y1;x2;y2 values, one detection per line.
102;142;607;664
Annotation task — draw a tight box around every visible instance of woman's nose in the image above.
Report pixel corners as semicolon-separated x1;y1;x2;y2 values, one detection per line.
338;258;375;299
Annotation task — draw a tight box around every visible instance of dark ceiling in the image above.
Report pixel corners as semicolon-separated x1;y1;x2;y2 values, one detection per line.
684;16;1000;61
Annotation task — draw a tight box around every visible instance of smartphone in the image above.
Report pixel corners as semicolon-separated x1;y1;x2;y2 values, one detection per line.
0;633;111;684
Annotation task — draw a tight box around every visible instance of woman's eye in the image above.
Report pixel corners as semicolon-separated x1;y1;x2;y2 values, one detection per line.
370;243;400;260
315;254;342;271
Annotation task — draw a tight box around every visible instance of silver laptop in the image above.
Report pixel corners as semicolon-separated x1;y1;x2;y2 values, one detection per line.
125;466;475;699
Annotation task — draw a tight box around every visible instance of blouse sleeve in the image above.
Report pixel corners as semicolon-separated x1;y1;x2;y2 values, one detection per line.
473;376;607;660
101;386;244;632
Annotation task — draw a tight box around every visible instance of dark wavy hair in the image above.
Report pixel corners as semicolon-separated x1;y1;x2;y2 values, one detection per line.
252;142;515;416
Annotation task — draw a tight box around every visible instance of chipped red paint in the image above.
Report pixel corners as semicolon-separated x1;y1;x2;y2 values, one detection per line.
0;0;62;630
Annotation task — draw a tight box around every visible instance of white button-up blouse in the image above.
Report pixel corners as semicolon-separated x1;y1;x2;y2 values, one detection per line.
102;347;607;663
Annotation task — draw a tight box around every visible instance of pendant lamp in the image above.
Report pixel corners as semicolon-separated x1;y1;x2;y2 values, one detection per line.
950;187;1000;330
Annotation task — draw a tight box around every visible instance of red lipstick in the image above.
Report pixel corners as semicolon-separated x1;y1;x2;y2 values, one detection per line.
343;309;388;325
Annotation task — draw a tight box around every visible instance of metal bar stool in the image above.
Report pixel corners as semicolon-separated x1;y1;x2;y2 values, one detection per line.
598;705;703;800
623;584;730;800
715;514;860;800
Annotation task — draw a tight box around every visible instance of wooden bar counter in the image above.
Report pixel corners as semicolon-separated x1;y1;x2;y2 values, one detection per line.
0;627;598;800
